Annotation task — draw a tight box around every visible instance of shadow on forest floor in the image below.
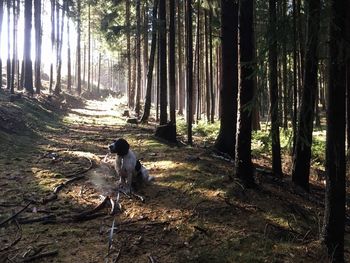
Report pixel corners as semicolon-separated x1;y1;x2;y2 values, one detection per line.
0;90;348;263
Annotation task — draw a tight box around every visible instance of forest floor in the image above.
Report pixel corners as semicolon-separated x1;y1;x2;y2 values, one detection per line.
0;90;349;263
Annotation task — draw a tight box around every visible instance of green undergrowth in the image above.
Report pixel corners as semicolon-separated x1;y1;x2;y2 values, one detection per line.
176;118;326;166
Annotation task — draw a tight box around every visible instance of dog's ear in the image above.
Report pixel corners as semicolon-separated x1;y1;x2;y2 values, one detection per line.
115;138;129;156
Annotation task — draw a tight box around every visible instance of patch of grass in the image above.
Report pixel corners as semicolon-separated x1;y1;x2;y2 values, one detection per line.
177;119;219;141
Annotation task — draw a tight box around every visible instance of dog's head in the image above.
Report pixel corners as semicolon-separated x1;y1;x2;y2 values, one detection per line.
109;138;129;156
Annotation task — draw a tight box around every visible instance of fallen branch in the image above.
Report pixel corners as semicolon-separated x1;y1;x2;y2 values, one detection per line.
65;156;93;178
0;202;32;227
41;175;86;204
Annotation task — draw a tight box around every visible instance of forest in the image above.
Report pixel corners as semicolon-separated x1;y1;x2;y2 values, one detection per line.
0;0;349;262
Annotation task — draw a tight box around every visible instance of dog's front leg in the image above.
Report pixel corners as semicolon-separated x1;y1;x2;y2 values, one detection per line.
125;173;133;194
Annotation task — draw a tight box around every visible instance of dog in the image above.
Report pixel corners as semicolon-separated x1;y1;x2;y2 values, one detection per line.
109;138;153;193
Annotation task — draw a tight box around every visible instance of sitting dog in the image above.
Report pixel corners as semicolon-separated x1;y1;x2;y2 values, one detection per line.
109;138;153;193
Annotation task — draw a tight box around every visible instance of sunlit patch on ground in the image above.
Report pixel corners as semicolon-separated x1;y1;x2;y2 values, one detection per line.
0;93;348;262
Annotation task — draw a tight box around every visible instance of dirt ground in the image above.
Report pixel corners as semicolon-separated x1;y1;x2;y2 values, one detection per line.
0;92;348;263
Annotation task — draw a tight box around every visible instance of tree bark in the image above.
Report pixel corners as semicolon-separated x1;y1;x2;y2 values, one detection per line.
49;0;55;94
169;0;176;125
322;0;347;261
292;0;321;191
268;0;283;177
135;0;142;116
34;0;42;93
23;0;33;94
235;0;255;186
6;0;10;92
214;0;238;158
158;0;167;125
186;0;193;145
0;0;3;89
76;0;81;95
140;0;159;123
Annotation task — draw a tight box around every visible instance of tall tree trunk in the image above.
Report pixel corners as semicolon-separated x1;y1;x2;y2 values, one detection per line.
292;0;298;152
67;4;71;92
204;9;210;122
23;0;33;94
87;3;91;92
135;0;142;116
34;0;42;93
209;8;214;123
169;0;176;125
291;0;321;191
159;0;167;125
6;0;11;91
268;0;283;177
0;0;3;90
49;0;55;93
76;0;81;94
97;52;101;94
126;0;132;107
214;0;238;158
143;1;149;95
177;0;184;115
10;0;16;93
54;0;65;95
186;0;193;145
282;0;288;129
235;0;255;186
141;0;159;123
322;0;347;261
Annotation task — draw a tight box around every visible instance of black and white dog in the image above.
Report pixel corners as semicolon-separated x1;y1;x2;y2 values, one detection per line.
109;138;153;193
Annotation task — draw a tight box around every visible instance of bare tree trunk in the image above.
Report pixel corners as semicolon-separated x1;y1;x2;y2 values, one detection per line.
268;0;283;177
54;0;65;95
322;1;347;261
214;0;238;157
126;0;132;107
177;0;184;115
76;0;81;94
0;0;3;90
49;0;55;93
141;0;159;123
159;0;167;125
97;52;101;94
87;3;91;92
67;4;71;92
235;0;255;186
135;0;142;115
186;0;193;144
169;0;176;125
6;0;11;91
23;0;33;94
292;0;321;191
34;0;42;93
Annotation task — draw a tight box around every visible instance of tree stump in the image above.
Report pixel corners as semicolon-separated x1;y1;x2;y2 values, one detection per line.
155;123;177;143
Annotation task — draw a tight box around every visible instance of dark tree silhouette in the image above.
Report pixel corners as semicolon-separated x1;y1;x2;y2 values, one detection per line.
268;0;282;177
186;0;193;145
140;0;159;123
321;0;347;261
0;0;3;90
235;0;255;186
34;0;42;93
23;0;33;94
214;0;238;158
158;0;167;125
76;0;82;95
292;0;321;191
